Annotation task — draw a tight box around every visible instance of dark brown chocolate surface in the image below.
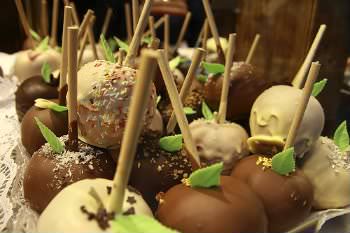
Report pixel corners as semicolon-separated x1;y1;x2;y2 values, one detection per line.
231;155;313;233
151;0;188;16
204;62;273;121
156;176;268;233
15;75;58;121
129;131;193;211
23;138;116;213
21;102;68;155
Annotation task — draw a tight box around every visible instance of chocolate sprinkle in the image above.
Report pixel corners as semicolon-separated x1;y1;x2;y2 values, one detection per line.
126;196;137;205
80;205;115;230
106;186;112;195
122;207;135;216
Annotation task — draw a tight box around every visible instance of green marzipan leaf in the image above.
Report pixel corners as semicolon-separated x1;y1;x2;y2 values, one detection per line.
184;107;196;115
142;36;152;45
312;79;328;97
196;74;208;83
156;95;161;106
159;134;183;152
333;121;350;151
35;36;49;52
169;56;182;71
34;117;64;154
201;101;214;120
202;62;225;75
114;36;129;53
108;37;118;52
271;147;296;176
41;62;51;83
111;215;178;233
49;103;68;112
188;162;223;188
30;29;41;41
100;34;116;63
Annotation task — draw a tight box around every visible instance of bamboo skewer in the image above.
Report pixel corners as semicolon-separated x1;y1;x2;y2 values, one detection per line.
67;26;79;152
124;3;133;42
166;48;206;133
144;16;165;36
157;50;201;169
292;25;326;89
172;12;192;55
284;62;321;150
78;9;94;39
164;14;170;60
202;0;225;63
217;34;236;123
78;29;89;66
87;16;98;60
202;19;209;51
41;0;49;36
101;8;113;37
50;0;59;47
123;0;153;67
245;34;260;64
14;0;34;48
70;2;80;26
132;0;140;32
107;49;158;214
148;16;156;40
149;37;160;50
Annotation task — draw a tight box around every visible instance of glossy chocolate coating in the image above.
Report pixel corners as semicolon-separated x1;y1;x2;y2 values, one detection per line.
156;176;268;233
231;155;313;233
23;137;116;213
21;102;68;155
129;131;193;211
15;75;58;121
151;0;188;16
204;62;272;121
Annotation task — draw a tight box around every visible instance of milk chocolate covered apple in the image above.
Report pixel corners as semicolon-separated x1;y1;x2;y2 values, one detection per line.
21;99;68;155
15;64;59;121
129;131;192;211
248;85;325;157
77;60;157;148
302;121;350;209
151;0;188;16
156;163;268;233
231;154;313;233
37;179;152;232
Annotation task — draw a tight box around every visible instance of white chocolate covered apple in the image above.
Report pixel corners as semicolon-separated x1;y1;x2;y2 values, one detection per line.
248;85;324;157
38;178;153;233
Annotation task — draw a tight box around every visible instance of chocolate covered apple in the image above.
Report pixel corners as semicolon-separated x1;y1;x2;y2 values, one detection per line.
156;163;268;233
302;121;350;209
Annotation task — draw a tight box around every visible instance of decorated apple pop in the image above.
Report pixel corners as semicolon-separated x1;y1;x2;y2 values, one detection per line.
14;0;61;82
128;49;203;210
37;49;160;232
302;120;350;209
188;34;249;175
232;62;321;233
20;6;74;154
77;0;156;149
156;163;268;233
23;27;115;214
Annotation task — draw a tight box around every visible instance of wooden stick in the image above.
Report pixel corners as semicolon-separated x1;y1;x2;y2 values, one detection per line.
292;25;326;89
50;0;59;47
202;0;225;63
195;21;205;48
70;2;80;26
164;14;170;60
123;0;153;67
157;49;201;169
144;16;165;36
148;16;156;40
172;12;192;55
166;48;206;133
202;19;209;51
101;8;113;37
245;33;260;64
107;49;158;214
284;62;321;150
149;37;160;50
58;6;72;105
63;0;69;6
218;33;236;123
14;0;34;48
117;49;126;66
132;0;140;32
87;16;98;60
78;29;89;66
78;9;94;39
67;26;79;152
41;0;49;36
124;3;133;42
